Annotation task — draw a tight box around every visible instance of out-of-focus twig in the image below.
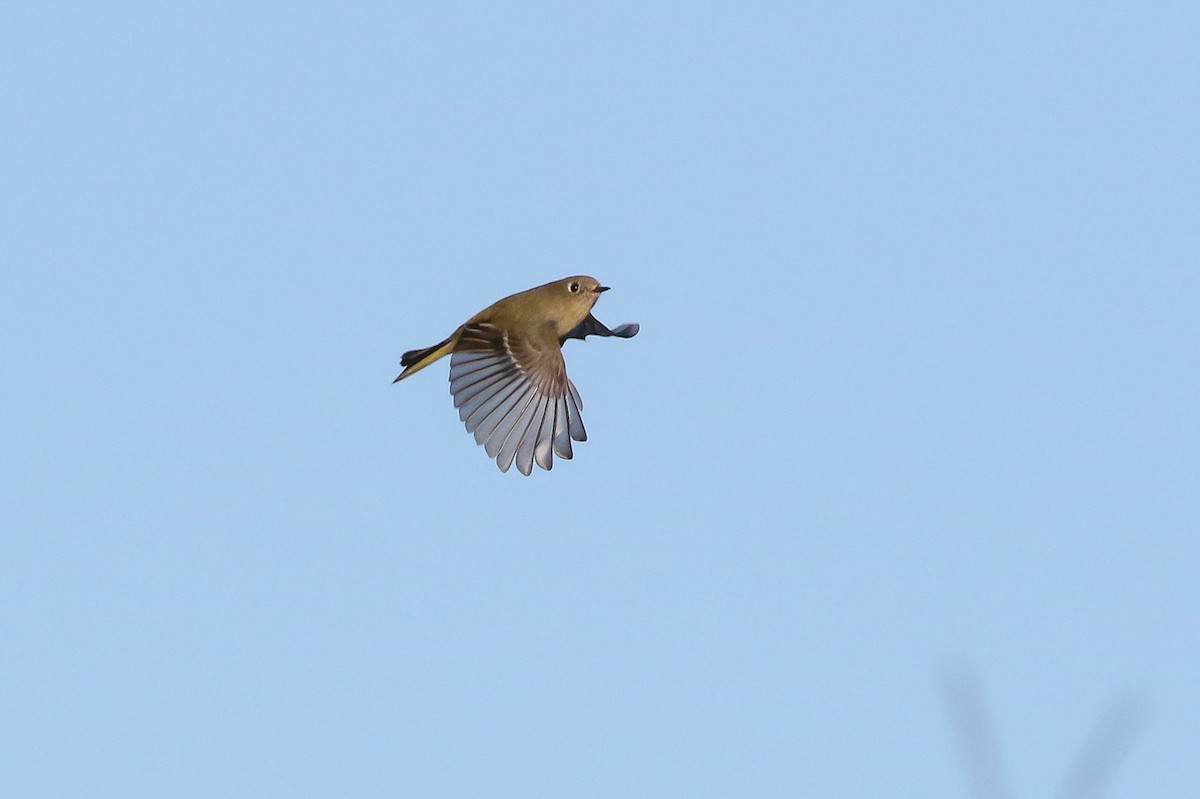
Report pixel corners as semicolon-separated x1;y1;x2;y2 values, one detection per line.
941;664;1013;799
1057;694;1148;799
940;663;1148;799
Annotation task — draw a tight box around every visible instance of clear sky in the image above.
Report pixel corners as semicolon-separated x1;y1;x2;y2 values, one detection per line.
3;3;1197;797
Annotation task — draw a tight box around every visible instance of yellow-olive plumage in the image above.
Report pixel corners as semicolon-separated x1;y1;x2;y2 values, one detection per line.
394;276;638;475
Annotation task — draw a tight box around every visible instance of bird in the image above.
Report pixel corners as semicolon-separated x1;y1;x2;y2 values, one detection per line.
393;276;639;475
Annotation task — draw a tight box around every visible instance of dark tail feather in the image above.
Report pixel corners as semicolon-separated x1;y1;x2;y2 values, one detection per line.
400;342;439;367
393;336;453;382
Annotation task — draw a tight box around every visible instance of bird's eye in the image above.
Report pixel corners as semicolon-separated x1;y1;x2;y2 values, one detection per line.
569;281;581;293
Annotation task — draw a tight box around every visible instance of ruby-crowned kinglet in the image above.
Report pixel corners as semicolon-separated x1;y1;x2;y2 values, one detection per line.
394;276;639;475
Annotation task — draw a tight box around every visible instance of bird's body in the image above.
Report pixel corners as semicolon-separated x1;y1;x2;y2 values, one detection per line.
394;279;600;382
393;276;638;475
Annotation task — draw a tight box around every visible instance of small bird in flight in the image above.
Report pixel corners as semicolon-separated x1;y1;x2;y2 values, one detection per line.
393;276;639;475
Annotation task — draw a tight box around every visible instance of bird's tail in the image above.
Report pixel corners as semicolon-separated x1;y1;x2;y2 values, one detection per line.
393;335;454;382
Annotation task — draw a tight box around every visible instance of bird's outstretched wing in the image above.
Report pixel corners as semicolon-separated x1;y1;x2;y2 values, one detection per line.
449;323;586;475
560;314;640;344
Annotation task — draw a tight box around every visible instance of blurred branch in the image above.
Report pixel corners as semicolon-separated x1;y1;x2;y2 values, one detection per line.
1057;694;1148;799
941;664;1012;799
940;663;1148;799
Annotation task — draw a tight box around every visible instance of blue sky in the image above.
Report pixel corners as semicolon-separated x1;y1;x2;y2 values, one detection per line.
3;3;1197;796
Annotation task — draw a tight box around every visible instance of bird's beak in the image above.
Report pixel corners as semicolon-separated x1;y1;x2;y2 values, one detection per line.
594;285;611;293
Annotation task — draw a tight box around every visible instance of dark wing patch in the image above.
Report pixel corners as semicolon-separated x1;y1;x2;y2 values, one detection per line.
560;314;640;344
